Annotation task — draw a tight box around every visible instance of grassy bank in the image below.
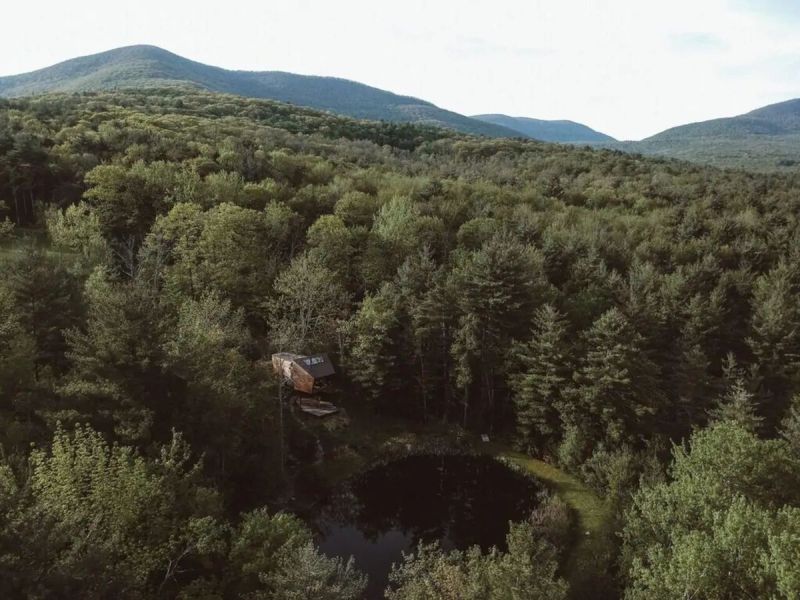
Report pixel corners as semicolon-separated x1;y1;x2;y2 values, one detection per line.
497;450;615;598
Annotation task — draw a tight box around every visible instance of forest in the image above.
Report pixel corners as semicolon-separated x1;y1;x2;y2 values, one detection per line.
0;89;799;599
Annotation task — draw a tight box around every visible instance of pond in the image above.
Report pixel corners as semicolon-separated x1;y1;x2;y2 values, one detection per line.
315;453;544;599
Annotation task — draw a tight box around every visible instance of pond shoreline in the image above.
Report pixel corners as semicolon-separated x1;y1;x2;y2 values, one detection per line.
288;407;613;599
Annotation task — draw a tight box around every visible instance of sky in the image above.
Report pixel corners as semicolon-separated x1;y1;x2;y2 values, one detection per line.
2;0;800;140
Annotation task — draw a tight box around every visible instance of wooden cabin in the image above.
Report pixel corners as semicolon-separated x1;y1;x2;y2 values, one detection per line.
271;352;336;394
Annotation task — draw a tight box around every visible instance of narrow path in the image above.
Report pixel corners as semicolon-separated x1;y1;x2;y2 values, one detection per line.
493;449;614;599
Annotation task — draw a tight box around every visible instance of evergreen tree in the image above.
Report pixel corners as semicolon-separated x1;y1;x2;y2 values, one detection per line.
510;304;569;453
346;283;407;405
747;261;800;426
708;376;764;433
452;235;552;430
60;268;172;443
780;394;800;456
570;307;661;449
0;284;35;417
412;267;457;421
5;250;83;377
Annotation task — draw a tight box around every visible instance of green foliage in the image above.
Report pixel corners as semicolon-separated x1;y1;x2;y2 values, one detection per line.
267;542;366;600
45;201;111;268
708;376;764;433
0;424;223;598
3;250;84;376
0;217;14;241
267;252;350;351
781;394;800;456
510;304;569;453
568;308;661;450
60;268;168;442
0;284;35;405
621;422;800;599
386;517;568;600
6;88;800;598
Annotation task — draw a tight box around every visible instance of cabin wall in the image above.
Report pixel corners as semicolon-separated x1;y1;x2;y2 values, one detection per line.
272;356;295;381
293;370;315;394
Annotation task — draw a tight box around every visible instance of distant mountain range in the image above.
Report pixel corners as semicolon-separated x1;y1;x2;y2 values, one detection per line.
0;45;519;138
0;45;612;144
3;45;800;170
472;114;616;143
611;99;800;171
646;99;800;140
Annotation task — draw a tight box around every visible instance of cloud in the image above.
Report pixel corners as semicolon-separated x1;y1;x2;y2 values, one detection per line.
450;36;555;59
731;0;800;21
669;32;726;52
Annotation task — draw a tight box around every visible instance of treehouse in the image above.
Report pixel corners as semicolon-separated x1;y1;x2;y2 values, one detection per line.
271;352;336;395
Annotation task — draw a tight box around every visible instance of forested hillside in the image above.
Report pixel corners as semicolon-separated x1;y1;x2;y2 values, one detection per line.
0;89;799;599
0;45;517;138
473;113;616;143
615;97;800;171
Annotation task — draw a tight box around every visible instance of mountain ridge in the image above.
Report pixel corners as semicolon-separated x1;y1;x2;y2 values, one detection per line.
472;113;616;143
643;98;800;142
605;97;800;171
0;45;518;138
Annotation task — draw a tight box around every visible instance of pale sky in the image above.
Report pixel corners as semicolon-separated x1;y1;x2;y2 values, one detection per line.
2;0;800;140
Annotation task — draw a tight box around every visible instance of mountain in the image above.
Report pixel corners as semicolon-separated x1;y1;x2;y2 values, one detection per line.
0;45;518;138
472;114;616;143
615;98;800;171
645;98;800;141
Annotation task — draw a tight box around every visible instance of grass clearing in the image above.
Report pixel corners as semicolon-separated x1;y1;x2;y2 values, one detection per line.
495;449;614;598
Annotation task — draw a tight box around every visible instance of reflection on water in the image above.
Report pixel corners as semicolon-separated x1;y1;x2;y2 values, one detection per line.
316;454;543;599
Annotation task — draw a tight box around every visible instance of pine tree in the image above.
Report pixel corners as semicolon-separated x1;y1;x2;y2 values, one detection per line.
747;261;800;426
709;376;764;433
346;283;407;405
5;251;83;377
780;394;800;456
571;307;661;448
510;304;569;453
412;268;456;421
451;234;552;431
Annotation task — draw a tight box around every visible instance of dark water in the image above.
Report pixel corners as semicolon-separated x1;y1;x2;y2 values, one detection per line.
316;454;543;599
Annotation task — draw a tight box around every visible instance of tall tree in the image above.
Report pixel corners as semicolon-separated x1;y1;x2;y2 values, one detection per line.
570;307;661;450
4;250;83;378
451;235;551;430
267;252;350;353
60;268;173;443
747;261;800;427
510;304;569;453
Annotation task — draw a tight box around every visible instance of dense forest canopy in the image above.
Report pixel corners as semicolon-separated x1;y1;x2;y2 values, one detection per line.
0;89;799;599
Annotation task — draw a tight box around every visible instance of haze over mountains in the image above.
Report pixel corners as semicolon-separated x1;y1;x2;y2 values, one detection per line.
2;45;800;170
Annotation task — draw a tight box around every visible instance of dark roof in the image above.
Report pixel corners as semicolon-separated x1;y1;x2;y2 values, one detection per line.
293;354;335;379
